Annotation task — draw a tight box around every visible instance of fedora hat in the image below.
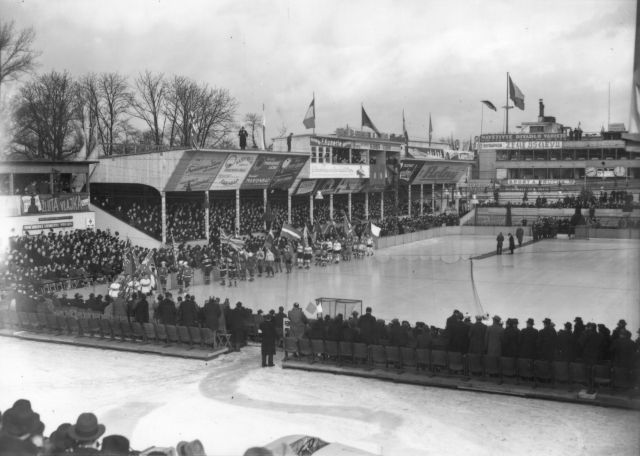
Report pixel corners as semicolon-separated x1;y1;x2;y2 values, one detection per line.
101;434;130;456
68;412;106;442
176;439;206;456
2;406;44;437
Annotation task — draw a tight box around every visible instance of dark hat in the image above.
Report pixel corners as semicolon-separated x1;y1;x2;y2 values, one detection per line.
49;423;74;453
101;435;130;455
492;315;501;322
543;318;552;325
176;439;206;456
526;318;534;325
564;322;572;329
617;319;626;326
1;406;44;437
68;412;106;442
574;317;583;322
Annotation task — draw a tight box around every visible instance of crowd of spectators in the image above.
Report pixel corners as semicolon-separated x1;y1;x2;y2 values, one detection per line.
0;398;275;455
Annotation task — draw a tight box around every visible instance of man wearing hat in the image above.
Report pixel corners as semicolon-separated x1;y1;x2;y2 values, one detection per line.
519;318;538;360
0;402;45;455
556;322;574;362
100;435;133;456
611;319;628;342
537;318;557;361
287;302;308;343
157;261;168;292
259;312;277;367
580;322;602;365
468;315;487;354
502;318;520;357
485;315;504;356
67;412;106;454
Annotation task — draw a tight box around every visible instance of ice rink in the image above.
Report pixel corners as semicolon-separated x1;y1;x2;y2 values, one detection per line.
1;234;640;455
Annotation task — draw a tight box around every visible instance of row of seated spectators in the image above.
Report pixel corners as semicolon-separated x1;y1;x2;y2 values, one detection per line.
479;190;638;210
0;399;268;455
288;308;640;371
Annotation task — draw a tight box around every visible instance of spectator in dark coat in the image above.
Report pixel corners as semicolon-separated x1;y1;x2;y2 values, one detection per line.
556;322;574;362
178;295;199;327
231;301;246;350
287;302;308;340
259;314;277;367
502;318;520;357
611;319;628;342
203;297;221;331
573;316;585;358
610;330;635;369
597;324;612;361
580;323;602;365
537;318;557;361
357;307;377;344
157;294;177;325
274;306;286;344
134;296;149;324
416;326;432;349
519;318;538;359
468;315;487;354
485;315;504;356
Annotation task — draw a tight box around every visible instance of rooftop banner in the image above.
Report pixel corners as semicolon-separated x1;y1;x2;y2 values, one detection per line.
210;154;258;190
480;133;565;141
479;140;562;150
398;162;422;184
294;179;317;195
309;163;370;179
241;155;284;189
334;179;368;194
20;193;90;215
164;151;227;191
270;156;308;189
410;162;470;184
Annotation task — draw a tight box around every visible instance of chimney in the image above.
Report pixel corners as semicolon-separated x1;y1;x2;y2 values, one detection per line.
538;99;545;120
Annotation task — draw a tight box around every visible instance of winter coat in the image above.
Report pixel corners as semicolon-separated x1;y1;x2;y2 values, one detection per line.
485;323;504;356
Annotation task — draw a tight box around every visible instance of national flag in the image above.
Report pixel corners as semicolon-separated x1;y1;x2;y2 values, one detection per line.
264;228;274;250
361;105;381;137
341;210;353;237
631;13;640;133
370;222;381;237
280;223;302;241
302;225;310;248
170;232;179;268
481;100;497;111
402;109;409;143
132;250;140;271
122;249;134;276
220;228;245;251
136;250;154;276
303;96;315;129
262;200;274;229
428;114;433;146
508;75;525;110
261;104;267;150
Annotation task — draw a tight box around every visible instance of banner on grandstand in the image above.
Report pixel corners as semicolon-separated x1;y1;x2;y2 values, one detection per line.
398;162;421;184
210;154;258;190
478;140;562;150
20;193;90;215
164;151;227;191
506;179;576;185
309;163;370;179
270;156;308;189
410;163;469;184
334;179;367;194
407;147;447;160
315;179;341;195
241;155;284;189
295;180;317;195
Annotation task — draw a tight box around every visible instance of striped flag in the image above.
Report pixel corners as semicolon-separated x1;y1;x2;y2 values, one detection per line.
220;228;245;251
280;223;302;241
261;104;267;150
361;105;381;137
303;96;315;129
481;100;497;111
508;75;525;110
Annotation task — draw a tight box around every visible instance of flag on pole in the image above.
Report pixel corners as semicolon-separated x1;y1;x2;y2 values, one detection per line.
361;105;381;137
280;223;302;241
370;222;381;237
630;5;640;133
261;104;267;150
170;232;179;268
508;75;525;110
302;225;310;248
220;228;245;251
402;109;409;143
122;249;134;276
264;228;274;250
481;100;497;111
428;114;433;146
303;96;315;129
262;200;274;229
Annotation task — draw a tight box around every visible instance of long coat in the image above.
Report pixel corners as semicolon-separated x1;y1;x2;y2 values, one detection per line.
519;327;538;359
260;319;277;355
203;300;221;331
287;307;307;339
134;298;149;324
537;326;557;361
157;298;177;325
485;323;504;356
178;299;199;327
468;321;487;354
502;326;520;357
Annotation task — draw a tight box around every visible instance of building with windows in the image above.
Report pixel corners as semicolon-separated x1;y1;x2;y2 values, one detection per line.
477;100;638;187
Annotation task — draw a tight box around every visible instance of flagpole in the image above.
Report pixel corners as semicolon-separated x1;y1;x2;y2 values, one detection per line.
505;72;510;134
480;102;484;136
313;92;316;135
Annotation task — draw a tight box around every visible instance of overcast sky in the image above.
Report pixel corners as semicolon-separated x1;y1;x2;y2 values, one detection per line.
1;0;636;142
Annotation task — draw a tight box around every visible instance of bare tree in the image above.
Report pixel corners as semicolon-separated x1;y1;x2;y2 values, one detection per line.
76;73;100;158
244;113;261;149
89;72;132;155
131;70;166;145
11;70;81;160
0;20;40;97
164;75;197;147
194;86;237;148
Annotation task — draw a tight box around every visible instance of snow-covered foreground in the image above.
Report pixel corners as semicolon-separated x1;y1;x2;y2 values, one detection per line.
1;338;639;456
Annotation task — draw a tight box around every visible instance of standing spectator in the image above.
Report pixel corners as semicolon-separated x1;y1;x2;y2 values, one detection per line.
502;318;520;357
157;293;177;325
68;412;106;455
239;127;248;150
485;315;504;356
556;322;574;361
203;297;221;332
134;295;149;324
231;301;246;350
358;307;377;345
496;232;504;255
287;302;308;341
178;295;198;327
515;225;524;247
580;322;602;365
259;313;277;367
537;318;557;361
0;403;44;455
611;319;628;342
508;233;515;254
610;329;635;369
287;132;293;152
468;315;487;354
274;306;286;345
519;318;538;359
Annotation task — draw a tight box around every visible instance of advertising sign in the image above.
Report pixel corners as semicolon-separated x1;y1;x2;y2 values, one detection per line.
506;179;576;186
164;151;227;191
209;154;257;190
295;180;317;195
270;156;308;189
407;148;446;160
315;179;341;195
334;179;367;194
20;193;90;215
479;141;562;150
480;133;565;141
411;163;469;184
309;163;370;179
495;168;508;180
398;162;421;183
241;155;283;189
